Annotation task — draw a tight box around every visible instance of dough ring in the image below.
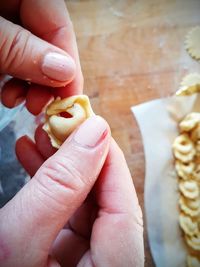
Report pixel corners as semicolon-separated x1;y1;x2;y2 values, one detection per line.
179;213;199;236
173;134;195;163
179;112;200;132
173;134;195;154
195;141;200;157
176;74;200;96
43;95;94;148
175;160;195;180
191;125;200;142
179;180;199;199
192;164;200;183
185;26;200;61
187;255;200;267
185;233;200;251
174;149;196;163
179;196;200;217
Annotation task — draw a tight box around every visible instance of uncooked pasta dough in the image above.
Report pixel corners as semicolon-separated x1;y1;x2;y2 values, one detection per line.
185;27;200;61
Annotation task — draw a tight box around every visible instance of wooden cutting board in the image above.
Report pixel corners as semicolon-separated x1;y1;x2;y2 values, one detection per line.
66;0;200;265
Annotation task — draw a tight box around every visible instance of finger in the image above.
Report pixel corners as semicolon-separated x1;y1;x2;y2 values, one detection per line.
15;135;44;176
1;80;53;114
47;256;61;267
0;0;20;22
91;139;144;267
0;116;110;266
51;229;89;267
54;80;83;99
1;78;28;108
0;74;6;81
96;139;142;217
68;196;97;239
0;16;76;87
34;124;57;159
25;84;53;115
20;0;83;95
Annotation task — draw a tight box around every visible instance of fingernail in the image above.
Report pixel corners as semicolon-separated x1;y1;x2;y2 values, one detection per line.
42;52;76;82
74;116;109;148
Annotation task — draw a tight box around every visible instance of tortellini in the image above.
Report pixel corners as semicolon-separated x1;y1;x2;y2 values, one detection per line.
172;134;196;163
179;196;200;217
186;233;200;251
179;213;199;236
173;112;200;265
175;160;195;180
179;180;199;199
43;95;94;148
187;255;200;267
179;113;200;132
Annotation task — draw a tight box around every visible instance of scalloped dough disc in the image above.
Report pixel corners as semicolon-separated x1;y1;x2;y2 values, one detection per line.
176;73;200;96
185;27;200;60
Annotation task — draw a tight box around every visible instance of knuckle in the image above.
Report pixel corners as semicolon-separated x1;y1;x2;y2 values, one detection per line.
0;24;31;72
34;156;86;212
41;155;85;193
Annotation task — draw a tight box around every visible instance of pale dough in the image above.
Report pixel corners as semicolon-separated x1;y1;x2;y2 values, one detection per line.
173;112;200;266
176;73;200;96
179;112;200;132
185;233;200;251
185;26;200;61
179;213;199;236
187;255;200;267
43;95;94;148
179;196;200;217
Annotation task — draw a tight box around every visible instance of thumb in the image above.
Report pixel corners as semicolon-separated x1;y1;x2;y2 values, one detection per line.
0;16;76;87
0;116;110;267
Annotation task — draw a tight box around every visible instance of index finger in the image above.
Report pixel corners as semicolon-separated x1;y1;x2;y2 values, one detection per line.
20;0;83;96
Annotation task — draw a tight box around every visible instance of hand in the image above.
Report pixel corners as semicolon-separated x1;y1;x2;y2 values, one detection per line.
0;116;144;267
0;0;83;115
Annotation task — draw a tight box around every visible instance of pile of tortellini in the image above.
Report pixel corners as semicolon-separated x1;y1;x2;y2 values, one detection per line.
173;112;200;267
173;25;200;266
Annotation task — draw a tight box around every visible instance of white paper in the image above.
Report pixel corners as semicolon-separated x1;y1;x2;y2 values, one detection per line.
131;94;200;267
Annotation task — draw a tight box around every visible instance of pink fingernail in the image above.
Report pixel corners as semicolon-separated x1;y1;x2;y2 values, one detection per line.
74;116;109;148
42;52;76;82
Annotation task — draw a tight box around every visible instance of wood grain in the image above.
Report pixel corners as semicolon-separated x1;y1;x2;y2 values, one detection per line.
66;1;200;266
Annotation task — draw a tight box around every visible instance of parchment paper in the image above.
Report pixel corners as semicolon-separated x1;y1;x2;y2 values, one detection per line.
131;94;200;267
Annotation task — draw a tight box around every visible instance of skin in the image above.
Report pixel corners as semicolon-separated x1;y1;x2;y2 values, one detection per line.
0;1;144;266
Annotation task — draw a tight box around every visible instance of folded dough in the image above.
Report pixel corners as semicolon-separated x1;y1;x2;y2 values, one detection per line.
43;95;94;148
187;255;200;267
185;26;200;61
176;74;200;96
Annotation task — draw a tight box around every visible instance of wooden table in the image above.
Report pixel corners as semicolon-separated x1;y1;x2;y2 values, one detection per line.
67;1;200;265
